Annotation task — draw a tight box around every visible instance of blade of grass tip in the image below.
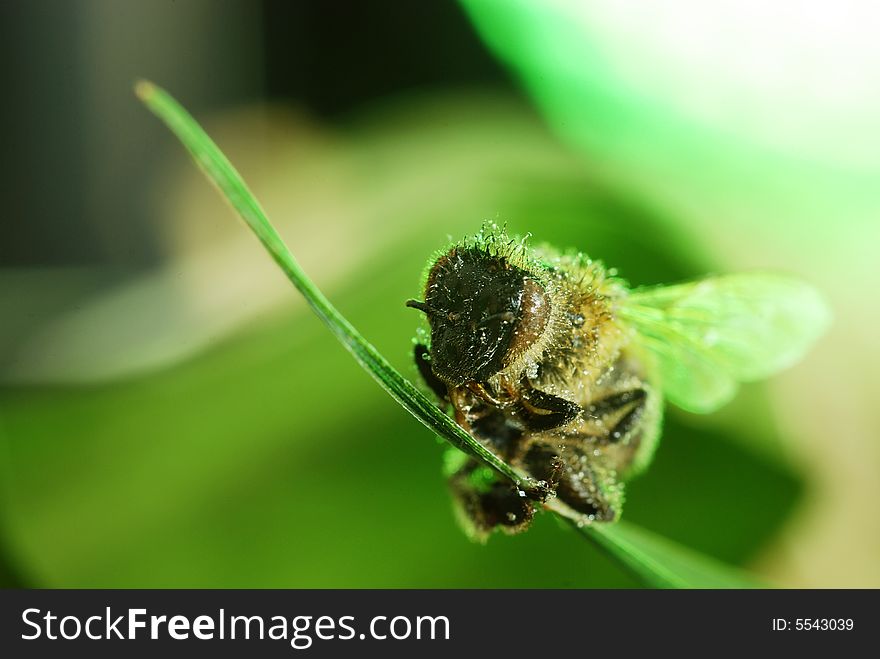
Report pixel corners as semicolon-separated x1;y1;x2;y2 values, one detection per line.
134;80;549;501
575;520;765;589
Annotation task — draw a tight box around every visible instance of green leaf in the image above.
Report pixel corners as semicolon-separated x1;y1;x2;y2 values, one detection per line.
578;520;764;588
135;80;766;589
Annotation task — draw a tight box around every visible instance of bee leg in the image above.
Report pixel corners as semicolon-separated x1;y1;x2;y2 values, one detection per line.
448;459;536;541
517;384;582;432
413;343;449;402
522;442;621;522
587;389;647;444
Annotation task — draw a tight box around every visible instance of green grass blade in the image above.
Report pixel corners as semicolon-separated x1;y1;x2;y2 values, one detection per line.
578;520;764;588
134;80;547;501
136;80;767;589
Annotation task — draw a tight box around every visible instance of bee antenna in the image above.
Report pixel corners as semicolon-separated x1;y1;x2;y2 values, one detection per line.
405;299;434;314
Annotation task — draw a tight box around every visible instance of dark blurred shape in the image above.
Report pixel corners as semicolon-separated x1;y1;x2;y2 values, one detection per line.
0;0;507;269
261;0;512;116
0;0;264;268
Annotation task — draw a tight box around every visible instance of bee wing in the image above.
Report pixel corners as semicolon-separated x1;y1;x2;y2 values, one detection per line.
618;273;831;414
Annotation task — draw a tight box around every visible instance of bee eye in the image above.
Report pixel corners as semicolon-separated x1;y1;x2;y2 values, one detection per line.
506;278;550;359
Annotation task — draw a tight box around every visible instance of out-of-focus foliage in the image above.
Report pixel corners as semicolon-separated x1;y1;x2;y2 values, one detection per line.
0;94;800;587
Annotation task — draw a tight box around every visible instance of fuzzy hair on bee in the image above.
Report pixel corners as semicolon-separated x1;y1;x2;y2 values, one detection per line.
408;224;829;541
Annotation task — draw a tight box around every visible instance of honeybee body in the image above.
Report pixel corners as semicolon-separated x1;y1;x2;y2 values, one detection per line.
409;235;660;538
409;226;826;540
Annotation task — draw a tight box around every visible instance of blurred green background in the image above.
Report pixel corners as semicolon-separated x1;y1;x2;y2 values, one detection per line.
1;0;878;588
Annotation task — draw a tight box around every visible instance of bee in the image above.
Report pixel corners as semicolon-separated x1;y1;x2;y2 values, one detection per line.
406;225;829;541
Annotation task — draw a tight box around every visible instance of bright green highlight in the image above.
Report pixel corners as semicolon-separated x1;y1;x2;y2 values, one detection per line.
459;0;880;247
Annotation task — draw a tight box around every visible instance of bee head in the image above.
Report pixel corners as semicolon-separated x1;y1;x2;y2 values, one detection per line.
407;246;550;386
